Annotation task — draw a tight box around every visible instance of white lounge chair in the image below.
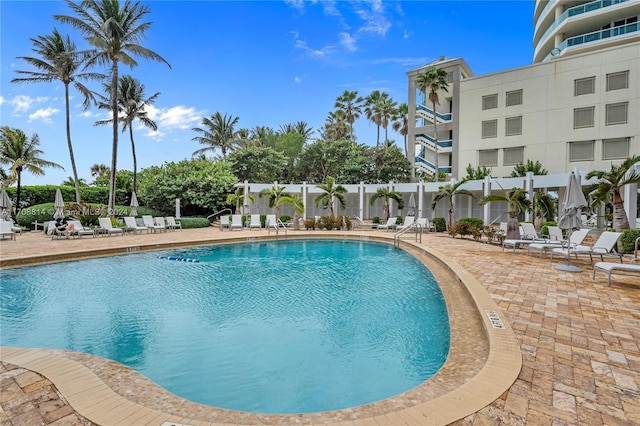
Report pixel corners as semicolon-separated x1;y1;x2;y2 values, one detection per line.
124;217;148;234
265;214;277;230
165;216;182;231
551;231;623;263
98;217;124;236
545;226;564;242
377;217;397;231
396;216;415;231
68;220;96;238
593;262;640;287
502;222;548;252
528;228;589;257
219;215;230;231
249;214;262;230
0;221;16;240
142;215;164;233
154;217;169;232
230;214;243;230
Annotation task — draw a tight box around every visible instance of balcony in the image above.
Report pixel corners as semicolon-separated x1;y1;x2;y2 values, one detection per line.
416;134;453;153
416;104;452;123
415;156;452;176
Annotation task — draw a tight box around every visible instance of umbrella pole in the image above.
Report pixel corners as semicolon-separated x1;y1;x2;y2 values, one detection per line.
554;229;582;272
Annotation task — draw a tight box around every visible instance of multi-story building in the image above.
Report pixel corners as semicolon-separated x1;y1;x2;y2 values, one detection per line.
407;0;640;180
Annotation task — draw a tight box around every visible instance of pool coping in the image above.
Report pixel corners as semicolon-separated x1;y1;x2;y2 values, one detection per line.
0;232;522;425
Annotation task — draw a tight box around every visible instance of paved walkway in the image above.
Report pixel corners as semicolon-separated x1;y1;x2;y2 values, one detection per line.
1;228;639;425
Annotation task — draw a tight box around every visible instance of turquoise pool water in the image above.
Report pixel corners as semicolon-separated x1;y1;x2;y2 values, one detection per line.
0;240;450;414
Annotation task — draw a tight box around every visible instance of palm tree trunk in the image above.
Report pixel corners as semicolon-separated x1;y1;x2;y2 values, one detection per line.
433;99;439;183
376;124;380;147
108;60;119;216
612;201;630;231
129;125;137;194
404;134;408;157
507;215;520;240
65;83;81;203
15;169;22;214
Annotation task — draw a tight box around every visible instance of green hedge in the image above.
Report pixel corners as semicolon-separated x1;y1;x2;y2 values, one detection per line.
458;217;483;228
4;185;128;208
620;229;640;254
177;217;211;229
432;217;447;232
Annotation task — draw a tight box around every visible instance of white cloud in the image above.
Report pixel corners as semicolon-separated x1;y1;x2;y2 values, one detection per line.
146;104;204;131
145;128;165;140
294;76;302;83
403;30;411;39
78;110;99;118
369;57;429;67
294;38;335;57
354;1;391;37
0;96;4;105
339;32;357;52
28;107;60;123
11;95;37;112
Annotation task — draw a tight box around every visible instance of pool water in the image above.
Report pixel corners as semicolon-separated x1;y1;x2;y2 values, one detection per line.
0;240;450;414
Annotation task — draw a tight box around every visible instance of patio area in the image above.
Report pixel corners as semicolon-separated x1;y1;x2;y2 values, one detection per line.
1;227;639;425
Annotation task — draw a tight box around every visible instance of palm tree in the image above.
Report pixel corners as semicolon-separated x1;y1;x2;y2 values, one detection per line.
335;90;363;141
56;0;171;216
416;67;449;182
364;90;388;146
259;185;288;221
479;188;532;240
90;163;109;178
511;160;548;177
62;176;87;186
192;111;239;159
315;176;347;217
322;110;350;141
96;75;160;193
392;103;409;155
533;192;556;232
11;28;103;204
0;127;64;212
370;187;404;222
585;155;640;231
226;187;255;215
293;121;314;142
379;96;398;149
281;193;305;230
431;179;474;229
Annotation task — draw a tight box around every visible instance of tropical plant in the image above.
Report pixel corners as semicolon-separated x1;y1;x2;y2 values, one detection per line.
378;96;398;149
56;0;171;215
370;187;404;222
585;155;640;231
416;67;449;182
392;103;409;155
62;176;88;187
479;188;532;240
431;179;474;228
364;90;389;146
95;75;160;193
293;120;314;142
90;163;109;179
321;110;350;141
0;127;64;212
334;90;363;141
228;146;287;183
259;185;288;221
12;28;103;203
533;192;556;232
226;187;255;215
192;111;239;159
511;160;548;177
315;176;347;217
281;192;304;230
465;163;492;180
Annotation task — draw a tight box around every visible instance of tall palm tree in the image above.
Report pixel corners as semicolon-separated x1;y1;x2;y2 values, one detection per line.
293;121;314;142
62;176;88;186
364;90;388;146
335;90;363;141
192;111;240;159
226;187;255;215
585;155;640;231
11;28;103;204
259;185;288;221
96;75;160;193
281;192;304;230
431;179;474;228
322;110;349;141
379;96;398;149
392;103;409;155
315;176;347;217
0;127;64;212
416;67;449;182
90;163;109;179
479;188;532;240
533;192;556;232
55;0;171;215
370;187;404;222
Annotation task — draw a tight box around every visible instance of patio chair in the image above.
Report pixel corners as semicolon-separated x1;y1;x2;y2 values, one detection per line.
98;217;124;236
142;215;164;233
165;216;182;231
545;226;564;242
265;214;277;230
219;215;230;231
551;231;623;263
0;221;16;241
249;214;262;230
124;216;148;235
593;261;640;287
396;215;415;231
68;220;96;238
502;222;548;252
377;217;397;231
230;214;243;230
528;228;589;258
154;217;170;232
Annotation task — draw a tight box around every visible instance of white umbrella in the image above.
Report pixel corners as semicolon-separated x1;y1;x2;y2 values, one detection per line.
130;191;139;217
53;188;65;220
408;193;416;216
0;188;12;220
555;172;588;272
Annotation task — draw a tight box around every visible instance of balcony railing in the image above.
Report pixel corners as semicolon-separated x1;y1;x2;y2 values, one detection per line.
416;104;452;122
415;156;452;174
416;134;453;151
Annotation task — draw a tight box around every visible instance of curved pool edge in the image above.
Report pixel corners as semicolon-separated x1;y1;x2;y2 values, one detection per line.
0;231;522;425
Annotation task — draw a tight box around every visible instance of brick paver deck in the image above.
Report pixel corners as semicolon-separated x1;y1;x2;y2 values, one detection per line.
1;228;639;425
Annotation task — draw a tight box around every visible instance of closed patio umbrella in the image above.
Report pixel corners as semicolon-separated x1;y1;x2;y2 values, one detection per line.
408;193;416;216
0;188;12;220
130;191;139;217
555;172;588;272
53;188;65;220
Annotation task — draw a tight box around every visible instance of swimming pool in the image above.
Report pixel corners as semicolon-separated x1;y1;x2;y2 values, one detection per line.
0;239;450;414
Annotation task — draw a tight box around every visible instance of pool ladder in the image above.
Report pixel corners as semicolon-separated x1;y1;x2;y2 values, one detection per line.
267;218;288;240
393;222;423;248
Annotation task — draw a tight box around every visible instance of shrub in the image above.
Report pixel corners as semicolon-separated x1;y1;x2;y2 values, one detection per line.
280;215;291;223
395;215;402;225
620;229;640;254
177;217;211;229
304;218;316;230
342;216;352;230
372;216;380;224
471;225;483;241
432;217;446;232
459;217;483;228
319;216;334;230
449;221;472;238
540;221;558;237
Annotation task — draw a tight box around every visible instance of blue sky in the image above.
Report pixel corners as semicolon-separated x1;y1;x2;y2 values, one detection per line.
1;0;534;186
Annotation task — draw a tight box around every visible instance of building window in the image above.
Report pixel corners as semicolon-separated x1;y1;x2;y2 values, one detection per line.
573;106;594;128
505;116;522;136
482;94;498;110
603;138;629;160
504;147;524;166
478;149;498;167
606;102;628;125
505;89;523;106
574;77;595;96
569;141;595;162
482;120;498;138
607;71;629;91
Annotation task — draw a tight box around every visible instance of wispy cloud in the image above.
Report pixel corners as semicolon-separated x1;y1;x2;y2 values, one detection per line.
294;76;302;83
28;107;59;123
339;32;357;52
146;105;204;132
369;57;429;67
10;95;48;113
354;0;391;37
293;33;336;57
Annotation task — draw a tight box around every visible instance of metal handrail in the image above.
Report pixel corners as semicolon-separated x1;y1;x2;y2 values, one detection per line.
267;218;288;239
393;221;422;247
207;208;232;221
